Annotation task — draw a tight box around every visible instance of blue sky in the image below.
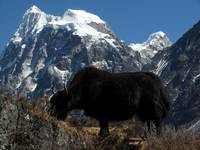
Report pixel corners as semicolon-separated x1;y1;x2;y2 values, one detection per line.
0;0;200;51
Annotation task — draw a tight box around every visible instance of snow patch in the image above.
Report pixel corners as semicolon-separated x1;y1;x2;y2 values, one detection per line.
19;58;33;82
21;66;32;79
48;16;113;47
35;58;45;73
92;60;111;69
154;59;168;76
105;38;118;49
25;77;37;92
129;43;146;53
63;9;105;24
48;65;71;82
12;32;22;44
19;47;25;58
192;74;200;82
21;44;26;49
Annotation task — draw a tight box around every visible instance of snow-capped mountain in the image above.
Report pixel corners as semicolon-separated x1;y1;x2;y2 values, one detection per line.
0;5;141;96
129;31;171;66
2;5;200;131
9;5;117;48
144;20;200;127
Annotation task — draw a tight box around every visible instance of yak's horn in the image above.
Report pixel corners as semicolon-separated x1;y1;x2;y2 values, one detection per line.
51;86;55;94
64;84;68;94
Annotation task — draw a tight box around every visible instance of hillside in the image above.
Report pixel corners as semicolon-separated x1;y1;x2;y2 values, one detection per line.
0;90;200;150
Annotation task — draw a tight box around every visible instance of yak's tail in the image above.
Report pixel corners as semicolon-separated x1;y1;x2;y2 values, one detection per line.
144;72;171;117
160;85;171;118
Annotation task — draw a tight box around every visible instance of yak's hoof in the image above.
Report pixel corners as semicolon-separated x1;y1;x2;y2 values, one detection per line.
99;131;109;137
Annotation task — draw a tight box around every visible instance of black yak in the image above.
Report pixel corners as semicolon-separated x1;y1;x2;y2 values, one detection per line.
49;66;170;137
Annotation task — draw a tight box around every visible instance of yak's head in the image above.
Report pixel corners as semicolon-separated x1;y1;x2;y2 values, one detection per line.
49;68;89;119
49;87;71;120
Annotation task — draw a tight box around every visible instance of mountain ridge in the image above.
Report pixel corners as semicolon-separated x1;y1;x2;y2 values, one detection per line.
0;5;171;96
143;20;200;128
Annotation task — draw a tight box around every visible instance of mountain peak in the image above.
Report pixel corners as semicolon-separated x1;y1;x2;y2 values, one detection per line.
25;5;43;15
128;31;172;65
129;31;171;52
149;31;166;38
13;5;50;41
146;31;170;45
15;7;108;40
63;9;105;24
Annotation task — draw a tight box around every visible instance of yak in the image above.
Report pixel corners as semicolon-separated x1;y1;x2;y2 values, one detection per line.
49;66;170;137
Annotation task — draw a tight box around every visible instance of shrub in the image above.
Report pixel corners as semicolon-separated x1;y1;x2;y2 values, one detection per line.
145;126;200;150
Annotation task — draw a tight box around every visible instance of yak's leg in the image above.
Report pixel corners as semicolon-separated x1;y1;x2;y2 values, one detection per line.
99;119;109;137
147;121;151;132
155;120;161;135
143;121;152;138
146;120;154;134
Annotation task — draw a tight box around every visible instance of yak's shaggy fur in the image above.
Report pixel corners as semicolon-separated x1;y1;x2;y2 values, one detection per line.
49;67;170;136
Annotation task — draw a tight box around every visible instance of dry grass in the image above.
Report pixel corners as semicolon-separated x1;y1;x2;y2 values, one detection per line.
2;94;200;150
27;98;200;150
27;102;135;149
145;126;200;150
